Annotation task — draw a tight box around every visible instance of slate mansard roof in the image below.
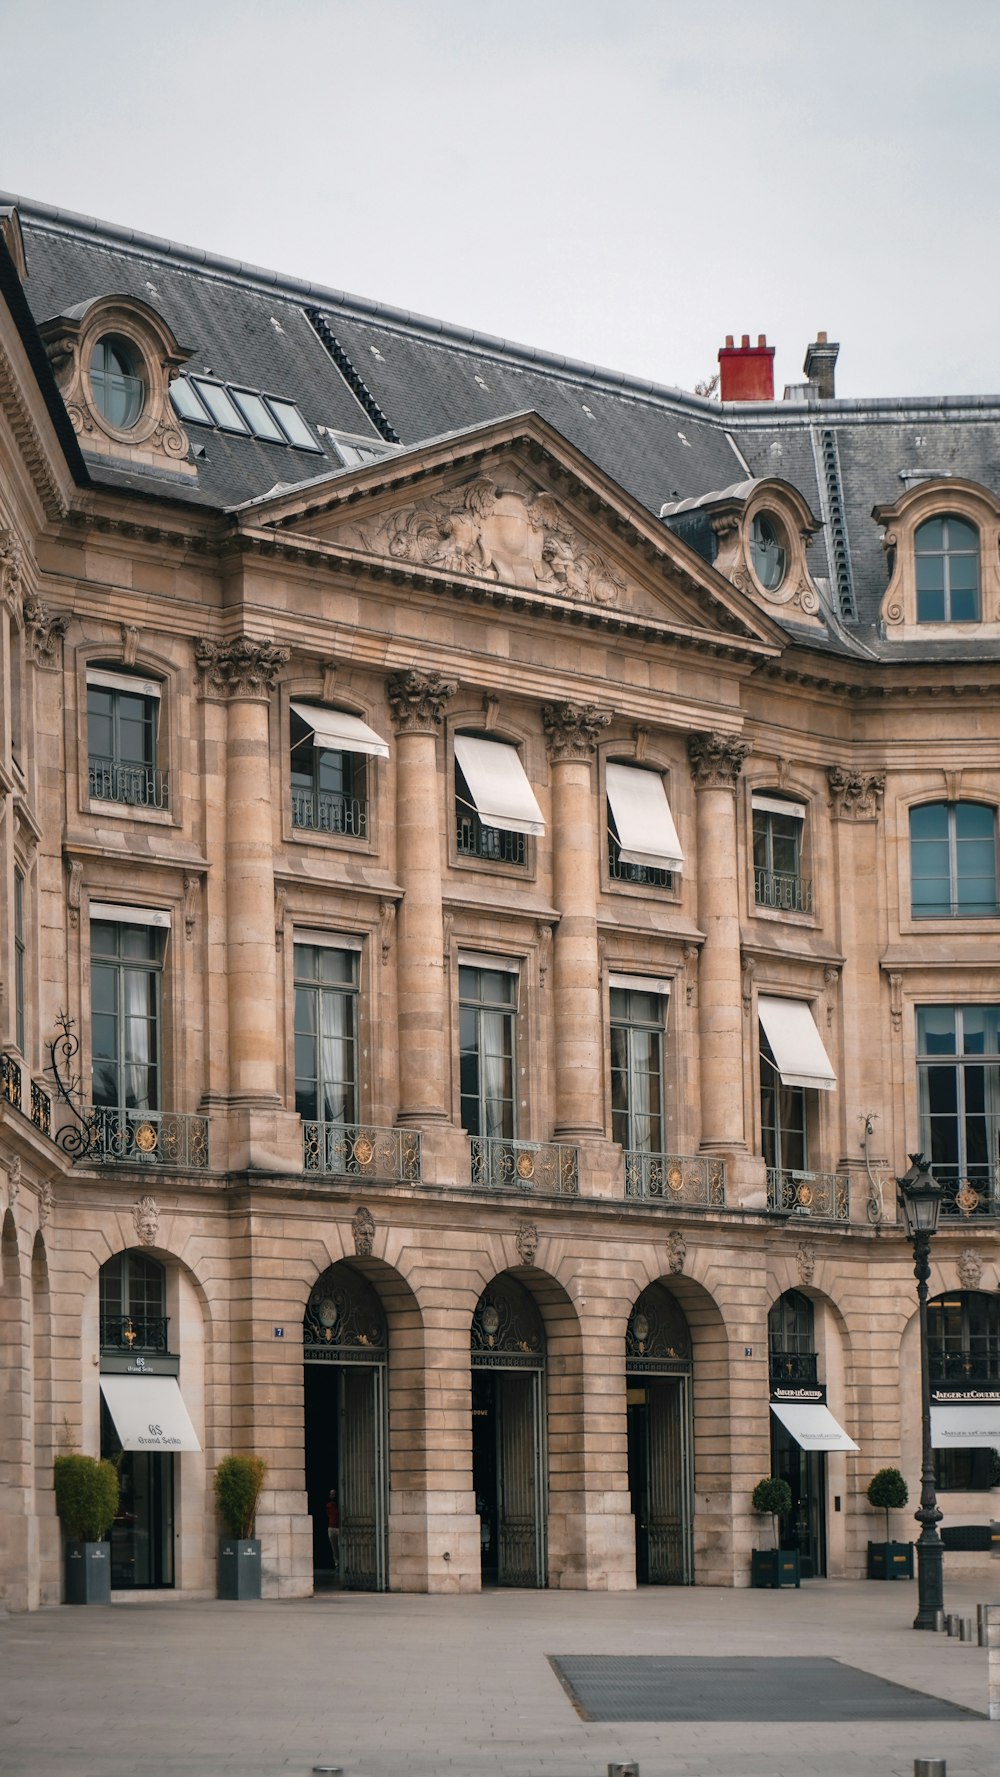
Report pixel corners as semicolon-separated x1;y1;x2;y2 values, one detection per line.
7;190;1000;661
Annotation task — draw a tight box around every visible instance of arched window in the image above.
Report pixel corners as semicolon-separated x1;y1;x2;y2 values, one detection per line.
90;335;145;429
99;1249;167;1352
910;802;998;918
768;1289;816;1384
915;516;979;622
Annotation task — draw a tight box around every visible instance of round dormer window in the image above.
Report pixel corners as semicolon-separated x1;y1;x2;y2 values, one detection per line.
750;512;787;592
90;334;145;429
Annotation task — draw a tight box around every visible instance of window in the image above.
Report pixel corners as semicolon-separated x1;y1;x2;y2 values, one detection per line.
768;1289;816;1379
917;1005;1000;1212
293;942;359;1126
606;762;682;889
87;668;167;810
753;794;810;913
459;962;516;1139
750;512;788;592
910;802;998;917
928;1292;1000;1490
289;703;388;838
90;335;144;429
454;735;543;868
91;919;164;1112
170;376;323;452
13;866;25;1054
610;983;667;1154
760;1029;807;1174
915;516;979;622
100;1249;167;1350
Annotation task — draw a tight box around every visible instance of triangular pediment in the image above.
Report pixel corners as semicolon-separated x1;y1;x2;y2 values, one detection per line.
239;413;785;653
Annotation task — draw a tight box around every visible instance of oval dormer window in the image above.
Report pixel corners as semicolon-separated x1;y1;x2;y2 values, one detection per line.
750;512;787;592
90;335;145;429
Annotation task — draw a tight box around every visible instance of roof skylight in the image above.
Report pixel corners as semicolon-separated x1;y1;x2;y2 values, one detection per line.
170;376;322;452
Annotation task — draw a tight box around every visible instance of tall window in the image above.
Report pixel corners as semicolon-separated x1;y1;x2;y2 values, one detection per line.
13;866;25;1054
910;802;998;917
100;1249;166;1350
290;708;368;838
753;795;810;913
768;1289;816;1375
915;515;979;622
760;1031;807;1174
87;669;166;809
610;986;666;1153
91;921;163;1111
459;963;516;1139
917;1005;1000;1210
928;1291;1000;1490
293;943;359;1125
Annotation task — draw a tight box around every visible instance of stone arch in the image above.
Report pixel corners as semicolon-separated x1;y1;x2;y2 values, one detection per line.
0;1209;30;1609
30;1232;57;1608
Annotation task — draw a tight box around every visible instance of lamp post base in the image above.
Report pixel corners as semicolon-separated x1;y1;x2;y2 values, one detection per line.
913;1527;944;1630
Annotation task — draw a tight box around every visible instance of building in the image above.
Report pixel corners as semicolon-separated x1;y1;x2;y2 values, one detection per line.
1;194;999;1610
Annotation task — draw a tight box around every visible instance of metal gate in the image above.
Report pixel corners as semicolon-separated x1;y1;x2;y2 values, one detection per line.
627;1283;694;1585
304;1264;388;1592
472;1275;547;1588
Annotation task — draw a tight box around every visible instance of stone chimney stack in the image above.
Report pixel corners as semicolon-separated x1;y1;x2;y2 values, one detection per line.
803;332;839;400
718;334;775;402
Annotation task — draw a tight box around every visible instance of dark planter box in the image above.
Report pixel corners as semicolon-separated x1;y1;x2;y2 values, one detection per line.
65;1539;111;1604
867;1539;914;1579
751;1547;800;1588
217;1537;262;1600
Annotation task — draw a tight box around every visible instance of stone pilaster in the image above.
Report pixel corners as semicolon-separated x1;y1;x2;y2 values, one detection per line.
688;732;751;1156
387;670;457;1128
543;703;611;1140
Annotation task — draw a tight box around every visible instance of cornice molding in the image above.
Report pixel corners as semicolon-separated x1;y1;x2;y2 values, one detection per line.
0;335;70;520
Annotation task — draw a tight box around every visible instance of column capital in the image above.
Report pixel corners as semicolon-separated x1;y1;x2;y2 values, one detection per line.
386;668;457;734
195;636;289;700
687;730;751;790
542;702;612;763
826;764;885;821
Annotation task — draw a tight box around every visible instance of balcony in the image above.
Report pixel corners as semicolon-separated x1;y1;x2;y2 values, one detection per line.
470;1136;579;1195
456;813;526;866
932;1167;1000;1220
100;1315;170;1354
1;1052;22;1113
769;1349;819;1388
754;867;812;914
291;789;368;839
624;1150;726;1208
30;1081;51;1138
767;1168;849;1221
83;1107;210;1168
608;833;671;890
1;1056;53;1141
302;1121;421;1182
89;755;169;810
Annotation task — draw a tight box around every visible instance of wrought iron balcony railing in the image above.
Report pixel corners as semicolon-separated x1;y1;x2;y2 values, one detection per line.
302;1121;421;1181
82;1107;210;1168
929;1350;1000;1387
767;1168;850;1221
930;1167;1000;1219
30;1081;51;1137
100;1315;170;1354
456;813;526;866
624;1150;726;1208
89;756;169;810
470;1136;579;1195
608;833;672;889
1;1052;22;1112
769;1350;820;1387
754;867;813;914
291;790;368;838
2;1056;54;1142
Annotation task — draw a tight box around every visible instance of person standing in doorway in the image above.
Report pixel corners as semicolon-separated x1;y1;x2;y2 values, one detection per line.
326;1488;340;1576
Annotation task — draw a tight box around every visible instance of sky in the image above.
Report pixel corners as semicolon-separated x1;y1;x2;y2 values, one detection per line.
3;0;1000;401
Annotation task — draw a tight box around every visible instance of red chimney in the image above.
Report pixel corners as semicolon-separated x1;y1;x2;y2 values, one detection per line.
718;333;775;402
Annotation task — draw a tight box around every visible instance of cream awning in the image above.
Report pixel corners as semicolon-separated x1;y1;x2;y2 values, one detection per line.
606;763;684;873
758;995;836;1092
931;1403;1000;1449
454;735;544;837
770;1401;858;1452
100;1375;201;1452
290;701;389;759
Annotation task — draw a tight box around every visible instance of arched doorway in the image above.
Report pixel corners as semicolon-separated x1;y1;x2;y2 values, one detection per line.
768;1289;825;1577
99;1250;175;1589
626;1282;694;1584
471;1274;546;1587
303;1263;388;1591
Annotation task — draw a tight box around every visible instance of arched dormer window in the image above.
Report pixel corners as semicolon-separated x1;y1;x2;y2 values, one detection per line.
915;516;979;623
290;702;389;840
909;801;998;917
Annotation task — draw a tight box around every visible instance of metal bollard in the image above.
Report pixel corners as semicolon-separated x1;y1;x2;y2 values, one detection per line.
914;1761;946;1777
946;1613;960;1636
978;1602;989;1646
933;1609;946;1632
960;1617;975;1642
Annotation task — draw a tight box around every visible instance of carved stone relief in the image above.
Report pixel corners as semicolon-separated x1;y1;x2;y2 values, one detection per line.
195;637;289;699
666;1229;686;1275
515;1222;539;1266
22;594;67;668
352;1205;376;1257
38;1180;53;1228
386;668;457;734
827;766;885;820
7;1155;21;1208
541;702;612;762
688;730;751;790
957;1247;984;1290
796;1241;816;1286
132;1194;159;1246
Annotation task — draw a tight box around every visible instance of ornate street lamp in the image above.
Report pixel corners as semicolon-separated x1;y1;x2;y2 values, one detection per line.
897;1152;945;1630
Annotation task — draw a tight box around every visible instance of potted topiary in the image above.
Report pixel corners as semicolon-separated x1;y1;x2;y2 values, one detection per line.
54;1453;120;1605
866;1467;913;1579
215;1454;267;1600
750;1476;799;1587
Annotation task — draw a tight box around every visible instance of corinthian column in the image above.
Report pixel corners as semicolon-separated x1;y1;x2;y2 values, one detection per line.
387;669;457;1125
543;702;612;1140
688;730;751;1152
196;637;288;1107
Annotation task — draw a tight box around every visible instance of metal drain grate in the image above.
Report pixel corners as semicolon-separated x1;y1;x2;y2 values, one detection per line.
549;1655;978;1722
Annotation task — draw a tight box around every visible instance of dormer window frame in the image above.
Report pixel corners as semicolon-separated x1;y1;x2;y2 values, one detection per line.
876;479;1000;638
40;295;193;467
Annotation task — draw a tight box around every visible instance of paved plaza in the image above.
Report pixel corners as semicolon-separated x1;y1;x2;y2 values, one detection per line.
2;1578;999;1777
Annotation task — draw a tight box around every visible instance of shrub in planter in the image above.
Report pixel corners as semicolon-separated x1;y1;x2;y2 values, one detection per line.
54;1453;120;1605
750;1476;799;1588
214;1454;267;1601
866;1467;913;1579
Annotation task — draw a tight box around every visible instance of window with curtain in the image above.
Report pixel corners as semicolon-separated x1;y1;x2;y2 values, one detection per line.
759;1029;807;1174
293;943;359;1125
87;670;166;809
917;1004;1000;1212
915;515;979;622
752;796;810;913
459;964;516;1139
610;986;666;1153
909;802;998;917
90;921;163;1111
289;708;367;838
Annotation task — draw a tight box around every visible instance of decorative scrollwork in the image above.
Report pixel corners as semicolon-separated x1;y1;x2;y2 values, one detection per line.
46;1012;100;1160
626;1282;692;1370
304;1263;387;1353
471;1274;545;1364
